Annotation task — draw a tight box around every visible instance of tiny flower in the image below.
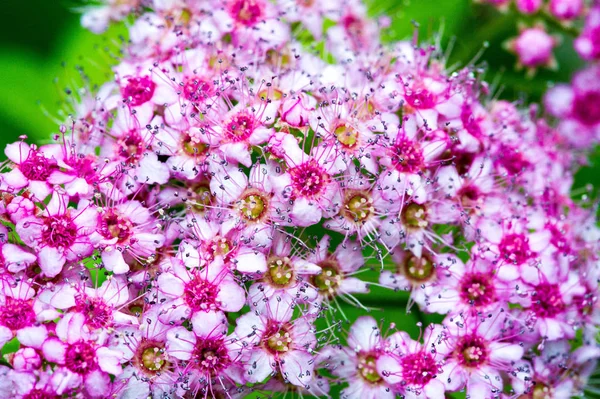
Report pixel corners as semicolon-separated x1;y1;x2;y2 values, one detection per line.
41;312;123;398
93;199;165;275
1;142;62;200
235;308;316;387
320;316;393;398
306;235;369;308
376;324;448;398
248;232;320;313
269;132;345;226
165;310;246;391
16;192;97;277
157;256;246;324
575;6;600;61
437;312;524;397
549;0;584;20
515;0;542;14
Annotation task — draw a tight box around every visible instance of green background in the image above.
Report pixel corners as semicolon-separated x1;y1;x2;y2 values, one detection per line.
1;0;599;397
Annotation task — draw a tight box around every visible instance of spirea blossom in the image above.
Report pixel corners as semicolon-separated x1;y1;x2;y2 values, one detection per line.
0;0;599;398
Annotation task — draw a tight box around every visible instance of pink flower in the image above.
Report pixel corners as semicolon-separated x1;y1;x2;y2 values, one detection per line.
16;192;97;277
422;256;514;315
518;271;585;340
185;217;269;274
0;280;58;348
575;6;600;61
93;200;165;274
376;121;447;202
320;316;393;399
305;235;369;305
515;0;542;14
549;0;584;20
165;310;246;391
38;276;136;331
41;312;123;398
235;308;316;387
157;256;246;324
109;309;177;398
104;107;170;188
247;232;320;313
1;142;62;200
269;132;345;226
376;324;448;398
509;26;557;70
218;162;285;249
378;179;452;258
209;104;276;167
308;96;379;173
324;169;387;240
436;312;524;397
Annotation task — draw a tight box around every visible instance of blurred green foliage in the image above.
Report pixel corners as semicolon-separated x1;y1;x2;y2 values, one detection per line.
0;0;598;397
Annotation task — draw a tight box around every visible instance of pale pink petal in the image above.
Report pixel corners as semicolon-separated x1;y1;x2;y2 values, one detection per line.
339;277;369;295
101;248;130;274
85;369;111;398
0;168;28;189
99;277;130;307
249;127;274;145
234;313;265;341
376;354;402;384
38;246;66;278
347;316;381;351
210;166;248;205
221;142;252;167
269;132;305;166
157;273;185;297
191;310;228;338
16;326;48;349
291;197;322;227
216;279;246;312
28;181;52;201
166;327;196;360
246;349;274;383
42;338;67;364
97;347;123;375
281;350;314;387
56;312;86;343
335;245;364;273
489;342;524;363
45;191;68;216
0;326;12;347
2;244;36;270
5;142;30;164
137;153;170;185
234;249;267;274
424;379;447;399
436;166;461;197
437;359;466;391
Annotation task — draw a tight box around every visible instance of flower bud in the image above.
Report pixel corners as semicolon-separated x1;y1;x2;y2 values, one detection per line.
12;347;42;371
512;27;557;68
515;0;542;14
280;93;315;127
549;0;584;20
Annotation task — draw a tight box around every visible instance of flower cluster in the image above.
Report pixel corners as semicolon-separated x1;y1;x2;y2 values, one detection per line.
0;0;598;398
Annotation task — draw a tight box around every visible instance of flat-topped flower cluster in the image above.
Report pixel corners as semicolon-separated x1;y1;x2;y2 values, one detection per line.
0;0;598;398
